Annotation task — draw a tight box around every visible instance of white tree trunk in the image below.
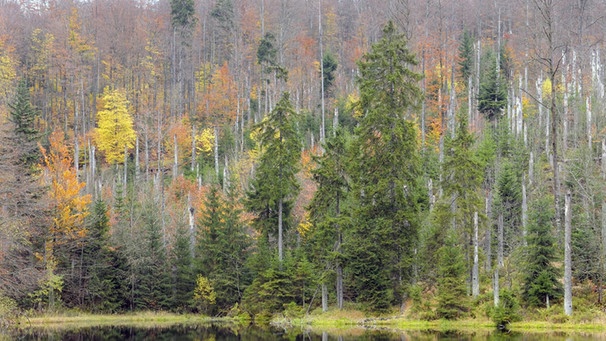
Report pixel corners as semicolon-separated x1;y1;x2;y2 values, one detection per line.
522;175;528;246
472;211;480;298
494;268;499;307
173;134;178;179
498;213;504;268
564;190;573;316
214;126;219;180
321;282;328;312
278;197;283;262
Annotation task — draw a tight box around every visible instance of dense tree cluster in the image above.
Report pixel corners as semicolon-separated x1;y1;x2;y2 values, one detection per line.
1;0;606;321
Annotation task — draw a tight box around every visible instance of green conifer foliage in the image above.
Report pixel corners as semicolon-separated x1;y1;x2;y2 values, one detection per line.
246;93;301;262
347;21;424;312
8;78;39;166
436;236;469;319
478;50;507;122
458;30;474;82
523;198;562;307
81;200;129;312
172;225;194;312
197;184;251;312
308;128;350;308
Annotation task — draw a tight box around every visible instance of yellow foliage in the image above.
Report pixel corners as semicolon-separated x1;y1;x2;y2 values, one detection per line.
345;93;362;119
196;128;215;155
542;78;552;95
297;211;313;237
30;29;54;76
41;131;92;262
164;118;193;164
0;38;16;98
68;8;95;58
193;275;216;313
95;88;137;164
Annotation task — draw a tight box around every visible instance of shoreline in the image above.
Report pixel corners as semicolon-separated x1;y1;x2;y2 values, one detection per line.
11;311;606;334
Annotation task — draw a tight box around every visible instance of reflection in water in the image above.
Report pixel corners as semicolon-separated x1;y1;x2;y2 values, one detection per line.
7;324;606;340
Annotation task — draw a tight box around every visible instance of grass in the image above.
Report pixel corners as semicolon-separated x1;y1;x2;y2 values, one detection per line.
15;311;240;330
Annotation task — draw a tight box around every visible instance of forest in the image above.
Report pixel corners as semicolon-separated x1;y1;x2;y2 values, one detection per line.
0;0;605;323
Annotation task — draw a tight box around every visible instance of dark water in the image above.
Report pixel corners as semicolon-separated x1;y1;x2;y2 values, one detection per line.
7;324;606;340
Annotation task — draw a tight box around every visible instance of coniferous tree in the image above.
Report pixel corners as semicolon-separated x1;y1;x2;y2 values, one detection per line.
81;200;129;312
246;93;301;263
133;201;171;310
308;128;350;309
347;21;424;312
172;224;195;312
458;30;474;82
321;52;338;98
478;50;507;122
436;235;469;319
197;184;250;312
8;78;40;168
523;197;562;307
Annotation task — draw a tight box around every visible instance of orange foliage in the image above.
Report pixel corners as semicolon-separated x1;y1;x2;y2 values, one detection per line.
165;118;193;167
197;62;237;128
41;131;92;260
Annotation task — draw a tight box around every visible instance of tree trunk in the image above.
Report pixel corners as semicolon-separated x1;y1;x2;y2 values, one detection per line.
498;212;504;268
173;134;178;179
336;263;343;309
494;267;499;307
321;282;328;312
472;211;479;298
278;197;283;262
564;189;573;316
214;126;219;180
522;175;528;246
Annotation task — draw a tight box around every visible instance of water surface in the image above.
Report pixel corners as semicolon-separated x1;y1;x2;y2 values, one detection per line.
7;323;606;340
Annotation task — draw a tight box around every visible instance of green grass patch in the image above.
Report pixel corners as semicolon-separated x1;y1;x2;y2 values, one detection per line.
15;311;240;330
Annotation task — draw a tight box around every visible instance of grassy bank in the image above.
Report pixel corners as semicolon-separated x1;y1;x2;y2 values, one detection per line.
15;311;241;329
11;309;606;334
274;307;606;334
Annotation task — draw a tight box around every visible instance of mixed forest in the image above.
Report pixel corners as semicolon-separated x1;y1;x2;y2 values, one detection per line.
1;0;606;322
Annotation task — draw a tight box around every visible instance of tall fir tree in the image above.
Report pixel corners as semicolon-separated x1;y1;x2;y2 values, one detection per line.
172;224;195;312
197;184;251;312
80;200;129;312
478;50;507;122
246;92;301;262
458;30;474;82
308;128;351;310
347;21;425;311
436;235;469;319
523;197;562;307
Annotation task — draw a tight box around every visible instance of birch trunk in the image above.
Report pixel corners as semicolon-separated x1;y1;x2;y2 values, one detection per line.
472;211;480;298
214;126;219;180
173;134;178;179
278;197;283;262
522;175;528;246
321;283;328;312
564;190;572;316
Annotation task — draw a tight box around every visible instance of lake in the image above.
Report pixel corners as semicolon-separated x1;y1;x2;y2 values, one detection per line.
6;323;606;340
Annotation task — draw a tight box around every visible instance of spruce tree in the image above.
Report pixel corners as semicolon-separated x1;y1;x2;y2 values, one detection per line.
458;30;474;82
308;128;350;309
82;200;129;312
246;92;301;262
197;184;250;312
478;50;507;122
133;200;171;310
347;21;424;311
436;235;469;319
172;224;195;312
523;197;562;307
8;78;40;167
